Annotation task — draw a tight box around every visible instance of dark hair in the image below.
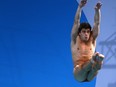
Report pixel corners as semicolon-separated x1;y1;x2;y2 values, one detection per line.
78;22;92;34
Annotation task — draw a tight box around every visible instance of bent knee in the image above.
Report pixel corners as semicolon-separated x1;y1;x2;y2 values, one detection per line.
73;66;87;82
94;52;105;58
74;73;90;82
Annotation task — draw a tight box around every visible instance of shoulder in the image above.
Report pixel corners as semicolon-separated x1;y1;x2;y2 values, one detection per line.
71;35;79;45
89;32;96;45
71;35;80;49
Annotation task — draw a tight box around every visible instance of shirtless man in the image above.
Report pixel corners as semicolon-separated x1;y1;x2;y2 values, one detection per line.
71;0;104;82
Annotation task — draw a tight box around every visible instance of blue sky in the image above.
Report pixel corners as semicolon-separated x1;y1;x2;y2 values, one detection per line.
0;0;96;87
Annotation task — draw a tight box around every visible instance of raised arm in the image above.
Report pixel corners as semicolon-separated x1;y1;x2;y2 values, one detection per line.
92;2;102;40
71;0;87;44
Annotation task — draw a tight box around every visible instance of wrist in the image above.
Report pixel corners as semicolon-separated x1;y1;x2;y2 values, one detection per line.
79;4;83;8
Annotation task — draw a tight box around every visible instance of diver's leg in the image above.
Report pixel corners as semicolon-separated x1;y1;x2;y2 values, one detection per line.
87;53;104;81
74;61;93;82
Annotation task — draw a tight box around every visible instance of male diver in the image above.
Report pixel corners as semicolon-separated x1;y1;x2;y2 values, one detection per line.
71;0;104;82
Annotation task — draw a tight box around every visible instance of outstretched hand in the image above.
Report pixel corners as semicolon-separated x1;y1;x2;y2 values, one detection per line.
95;2;102;10
79;0;87;8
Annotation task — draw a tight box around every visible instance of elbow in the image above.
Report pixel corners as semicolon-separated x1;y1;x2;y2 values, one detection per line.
74;19;80;24
95;21;100;26
96;22;100;26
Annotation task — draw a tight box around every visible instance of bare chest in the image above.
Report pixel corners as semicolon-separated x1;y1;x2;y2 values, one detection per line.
71;37;96;61
77;43;94;54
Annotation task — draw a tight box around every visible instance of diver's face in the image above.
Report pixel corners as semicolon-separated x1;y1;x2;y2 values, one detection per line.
79;28;91;42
